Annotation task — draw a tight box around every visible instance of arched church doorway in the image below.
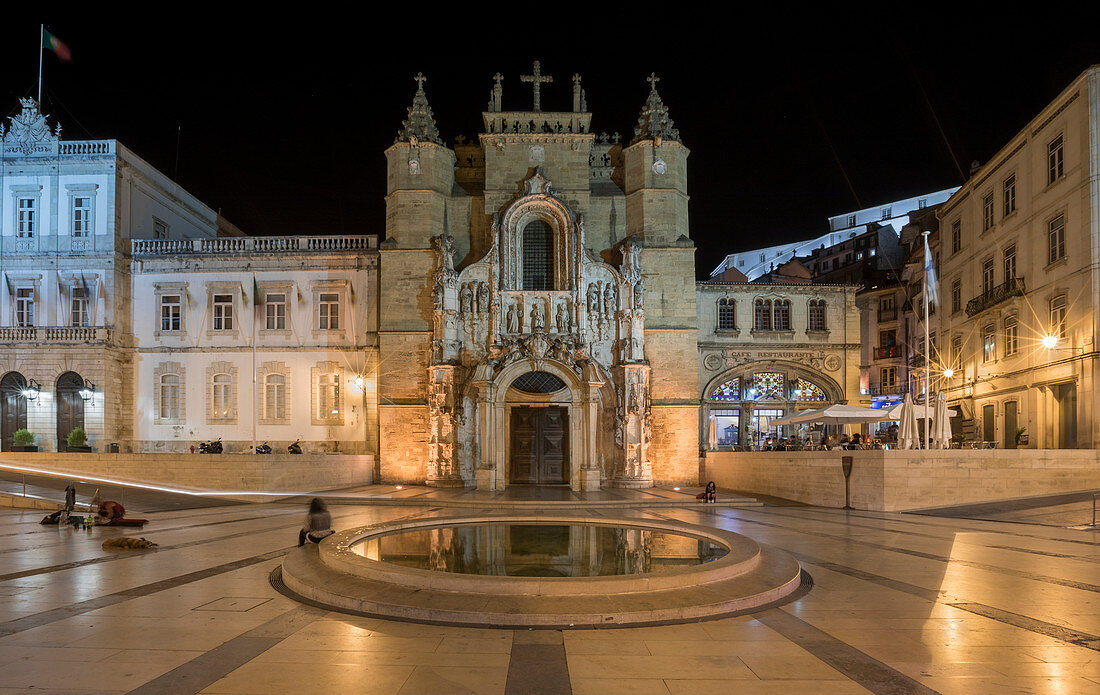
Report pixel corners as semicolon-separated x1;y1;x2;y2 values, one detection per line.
508;371;570;485
56;371;85;450
1;372;28;451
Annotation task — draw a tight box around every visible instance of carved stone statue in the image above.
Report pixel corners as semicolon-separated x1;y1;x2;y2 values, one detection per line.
587;283;600;316
477;282;489;314
507;302;520;333
555;302;568;333
603;283;616;317
633;278;644;309
530;301;546;332
460;284;473;315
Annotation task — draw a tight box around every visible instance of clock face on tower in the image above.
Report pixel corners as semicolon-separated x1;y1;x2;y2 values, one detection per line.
651;158;667;175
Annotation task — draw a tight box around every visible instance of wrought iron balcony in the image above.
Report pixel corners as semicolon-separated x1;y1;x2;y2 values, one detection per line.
0;326;113;344
965;276;1025;317
873;345;901;359
877;307;897;322
866;385;903;396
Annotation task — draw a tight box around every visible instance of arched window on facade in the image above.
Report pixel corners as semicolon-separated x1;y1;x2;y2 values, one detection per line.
717;298;736;330
159;374;180;420
265;374;286;420
773;299;791;330
808;299;826;331
211;374;231;419
522;219;554;291
753;299;772;330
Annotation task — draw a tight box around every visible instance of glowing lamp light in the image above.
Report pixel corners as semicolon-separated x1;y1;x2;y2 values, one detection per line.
1041;334;1059;349
673;487;681;491
20;378;41;400
79;380;96;401
943;368;954;378
395;485;403;490
354;376;365;389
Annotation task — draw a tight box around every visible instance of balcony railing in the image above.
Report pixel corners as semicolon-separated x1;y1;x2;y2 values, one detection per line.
0;326;112;344
132;235;378;256
966;276;1025;317
877;307;897;322
873;345;901;359
866;385;902;396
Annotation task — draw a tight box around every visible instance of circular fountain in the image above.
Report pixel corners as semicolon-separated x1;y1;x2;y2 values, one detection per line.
279;514;804;628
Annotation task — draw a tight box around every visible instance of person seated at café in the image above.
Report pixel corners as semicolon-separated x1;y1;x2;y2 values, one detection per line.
848;433;863;449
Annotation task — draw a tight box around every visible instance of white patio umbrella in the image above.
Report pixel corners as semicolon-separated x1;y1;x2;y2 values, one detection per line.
897;393;919;450
775;404;891;425
885;402;957;420
707;415;718;450
930;391;952;449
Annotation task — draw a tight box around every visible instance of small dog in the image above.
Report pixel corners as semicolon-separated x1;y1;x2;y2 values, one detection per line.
101;537;158;550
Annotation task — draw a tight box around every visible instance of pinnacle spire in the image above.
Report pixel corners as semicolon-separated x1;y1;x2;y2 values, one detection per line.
631;72;680;145
396;72;442;145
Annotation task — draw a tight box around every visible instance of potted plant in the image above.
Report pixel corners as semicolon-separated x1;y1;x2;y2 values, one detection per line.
66;427;92;453
12;429;38;452
1014;427;1028;447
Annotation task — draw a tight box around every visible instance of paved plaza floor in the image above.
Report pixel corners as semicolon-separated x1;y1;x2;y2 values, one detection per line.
0;486;1097;694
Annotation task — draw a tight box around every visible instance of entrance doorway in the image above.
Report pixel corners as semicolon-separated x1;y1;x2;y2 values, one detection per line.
509;406;569;484
56;372;85;451
1004;401;1018;449
1;372;27;451
1053;383;1077;449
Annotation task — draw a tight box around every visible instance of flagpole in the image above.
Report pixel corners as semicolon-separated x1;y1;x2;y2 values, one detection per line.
922;231;931;451
37;24;43;104
251;272;257;454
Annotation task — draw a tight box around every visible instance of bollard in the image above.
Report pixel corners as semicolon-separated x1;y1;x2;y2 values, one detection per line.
841;455;853;510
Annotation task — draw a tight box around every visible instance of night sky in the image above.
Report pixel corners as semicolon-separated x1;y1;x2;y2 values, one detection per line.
4;19;1100;278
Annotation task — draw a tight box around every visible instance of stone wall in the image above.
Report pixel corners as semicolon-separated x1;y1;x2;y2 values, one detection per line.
705;449;1100;511
0;452;373;497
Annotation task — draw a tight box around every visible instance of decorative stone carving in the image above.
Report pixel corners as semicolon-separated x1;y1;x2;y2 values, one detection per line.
396;73;443;145
632;73;680;145
460;284;473;315
3;98;58;156
506;302;520;333
824;354;842;372
530;300;545;332
555;302;569;334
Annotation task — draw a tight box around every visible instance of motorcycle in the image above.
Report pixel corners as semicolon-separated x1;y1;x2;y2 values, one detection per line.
254;442;272;455
287;438;302;455
198;438;223;454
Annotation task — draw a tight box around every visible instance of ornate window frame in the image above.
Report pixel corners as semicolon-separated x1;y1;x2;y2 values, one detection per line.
206;360;238;424
310;280;348;339
7;274;41;327
497;171;578;292
716;297;737;331
259;282;293;337
205;281;242;338
154;282;188;338
311;360;345;425
65;183;98;250
153;361;185;425
258;361;292;425
11;184;42;250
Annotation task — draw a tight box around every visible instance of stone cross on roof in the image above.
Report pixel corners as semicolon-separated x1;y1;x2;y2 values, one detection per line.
414;72;427;89
646;72;660;91
520;61;553;112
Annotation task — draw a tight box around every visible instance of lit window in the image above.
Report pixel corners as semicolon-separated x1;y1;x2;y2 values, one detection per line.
319;293;340;330
15;288;34;327
265;374;286;420
212;374;231;419
72;196;91;237
160;295;181;332
213;294;233;330
1003;244;1017;281
159;374;180;420
17;198;35;237
1002;175;1016;217
716;298;736;330
1048;134;1064;184
1050;294;1067;338
710;378;740;401
1048;214;1065;264
265;293;286;330
1004;317;1018;356
880;367;896;388
752;372;784;400
982;325;996;362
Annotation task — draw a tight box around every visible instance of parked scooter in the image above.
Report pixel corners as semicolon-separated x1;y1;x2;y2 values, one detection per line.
254;442;272;455
287;438;302;455
199;438;223;454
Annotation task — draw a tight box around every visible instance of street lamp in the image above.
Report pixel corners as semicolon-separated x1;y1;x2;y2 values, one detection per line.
1041;334;1083;352
78;380;96;401
943;368;954;378
20;378;41;400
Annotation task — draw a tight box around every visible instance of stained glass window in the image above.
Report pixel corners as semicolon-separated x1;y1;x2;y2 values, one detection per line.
710;378;740;401
794;378;825;401
752;372;784;400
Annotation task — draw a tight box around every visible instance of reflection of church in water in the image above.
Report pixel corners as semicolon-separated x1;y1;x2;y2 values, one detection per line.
378;64;859;490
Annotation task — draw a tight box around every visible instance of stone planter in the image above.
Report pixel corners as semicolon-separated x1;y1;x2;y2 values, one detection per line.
12;445;38;452
65;445;92;453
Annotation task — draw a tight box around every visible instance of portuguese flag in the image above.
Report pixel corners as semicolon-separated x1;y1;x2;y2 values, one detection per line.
43;29;71;62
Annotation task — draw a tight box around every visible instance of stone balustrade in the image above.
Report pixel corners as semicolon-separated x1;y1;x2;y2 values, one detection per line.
132;235;377;256
0;326;112;344
58;140;115;156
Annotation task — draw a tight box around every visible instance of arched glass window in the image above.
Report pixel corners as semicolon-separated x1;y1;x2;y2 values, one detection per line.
511;371;567;394
808;300;826;331
752;372;784;400
773;300;791;331
717;298;736;330
710;378;740;401
522;219;553;291
212;374;231;418
159;374;180;420
265;374;286;420
793;378;826;401
754;299;772;331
